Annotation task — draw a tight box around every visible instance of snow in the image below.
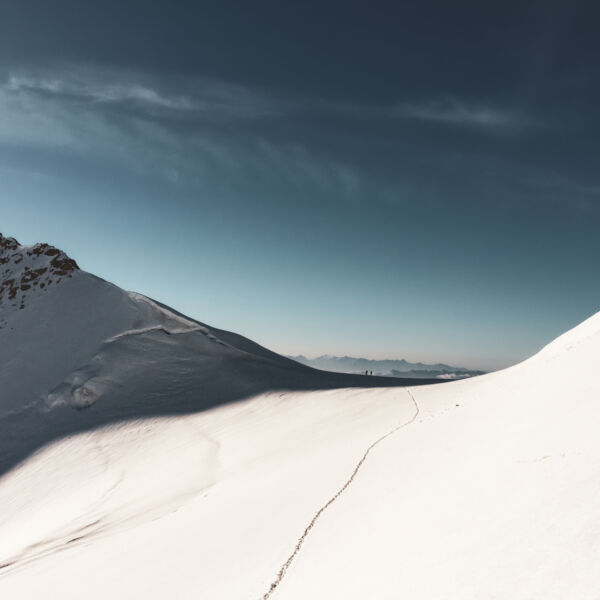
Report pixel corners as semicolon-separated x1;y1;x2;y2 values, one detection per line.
1;233;600;599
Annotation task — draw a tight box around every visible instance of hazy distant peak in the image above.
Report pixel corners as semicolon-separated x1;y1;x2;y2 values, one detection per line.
288;354;486;380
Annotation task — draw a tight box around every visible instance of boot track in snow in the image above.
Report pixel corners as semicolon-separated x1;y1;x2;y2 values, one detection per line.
260;387;420;599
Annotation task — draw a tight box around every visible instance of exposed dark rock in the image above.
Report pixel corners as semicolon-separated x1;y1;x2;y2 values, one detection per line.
0;233;80;310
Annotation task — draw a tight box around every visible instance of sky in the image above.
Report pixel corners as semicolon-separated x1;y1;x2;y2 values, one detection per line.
1;0;599;370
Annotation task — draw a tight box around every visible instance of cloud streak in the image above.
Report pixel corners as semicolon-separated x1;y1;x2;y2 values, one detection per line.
0;65;363;197
0;63;541;201
7;74;194;111
3;66;283;119
392;98;529;130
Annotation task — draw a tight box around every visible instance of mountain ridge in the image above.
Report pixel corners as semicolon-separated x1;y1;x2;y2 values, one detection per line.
0;233;439;477
288;354;486;379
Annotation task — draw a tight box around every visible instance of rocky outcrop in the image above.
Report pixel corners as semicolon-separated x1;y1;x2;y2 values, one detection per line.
0;233;79;312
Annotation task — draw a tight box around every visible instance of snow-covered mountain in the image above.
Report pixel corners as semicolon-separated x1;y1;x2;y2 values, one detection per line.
288;354;486;379
1;232;600;600
0;232;435;475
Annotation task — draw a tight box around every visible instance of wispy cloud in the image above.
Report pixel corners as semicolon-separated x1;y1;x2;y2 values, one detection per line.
7;74;194;111
0;63;540;200
3;66;281;118
0;65;361;196
392;98;529;130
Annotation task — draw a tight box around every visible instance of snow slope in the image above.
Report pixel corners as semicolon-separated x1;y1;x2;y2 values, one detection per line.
0;233;434;477
1;232;599;599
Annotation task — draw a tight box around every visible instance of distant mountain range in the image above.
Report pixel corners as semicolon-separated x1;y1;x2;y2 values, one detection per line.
288;355;486;380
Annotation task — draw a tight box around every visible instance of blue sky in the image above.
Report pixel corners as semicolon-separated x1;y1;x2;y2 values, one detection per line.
1;1;599;370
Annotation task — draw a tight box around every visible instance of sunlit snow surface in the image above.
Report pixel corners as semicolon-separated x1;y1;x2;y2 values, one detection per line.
1;234;600;599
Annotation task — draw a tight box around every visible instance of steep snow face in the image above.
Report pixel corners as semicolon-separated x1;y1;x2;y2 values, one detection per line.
0;234;249;418
0;234;195;419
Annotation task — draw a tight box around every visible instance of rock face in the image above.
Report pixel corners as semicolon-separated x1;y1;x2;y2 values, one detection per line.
0;233;79;314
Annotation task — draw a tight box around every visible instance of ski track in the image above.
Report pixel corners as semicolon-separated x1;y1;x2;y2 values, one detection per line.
260;387;420;600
